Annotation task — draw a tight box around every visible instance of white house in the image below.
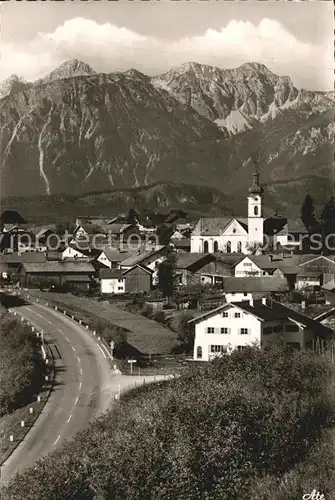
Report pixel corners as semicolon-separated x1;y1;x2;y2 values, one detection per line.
61;245;88;260
189;298;332;361
100;269;125;294
190;172;264;254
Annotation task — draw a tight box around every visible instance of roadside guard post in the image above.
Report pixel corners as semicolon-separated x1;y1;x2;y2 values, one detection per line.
127;359;137;375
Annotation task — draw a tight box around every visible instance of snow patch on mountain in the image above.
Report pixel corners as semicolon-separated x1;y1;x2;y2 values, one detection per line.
0;74;29;100
215;109;258;135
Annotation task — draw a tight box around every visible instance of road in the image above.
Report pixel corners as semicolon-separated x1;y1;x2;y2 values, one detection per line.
0;301;115;484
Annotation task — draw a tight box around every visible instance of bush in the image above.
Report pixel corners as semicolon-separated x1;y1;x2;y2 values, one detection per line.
2;342;334;500
0;306;46;417
141;304;153;318
152;310;166;324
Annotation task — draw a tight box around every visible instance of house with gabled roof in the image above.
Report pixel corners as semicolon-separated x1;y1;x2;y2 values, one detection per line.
175;252;232;286
100;264;153;294
189;297;333;361
222;276;289;303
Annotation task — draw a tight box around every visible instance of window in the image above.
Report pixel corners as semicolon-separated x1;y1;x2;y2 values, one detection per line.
234;312;241;318
244;292;248;296
221;327;229;334
222;312;229;318
237;345;246;352
240;328;249;335
273;325;282;333
203;240;209;253
210;345;227;353
118;278;123;282
226;241;231;253
237;241;242;253
206;327;215;334
243;262;252;267
286;324;300;333
213;241;219;252
117;286;123;290
197;346;202;359
254;206;259;216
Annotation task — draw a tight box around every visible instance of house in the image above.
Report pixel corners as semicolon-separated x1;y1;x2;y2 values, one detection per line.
119;246;168;284
322;281;335;305
61;245;90;260
122;264;153;294
189;298;333;361
19;261;96;289
170;238;191;253
271;218;309;251
296;255;335;290
0;252;47;277
175;253;231;287
191;171;308;255
100;264;153;294
234;255;282;277
100;269;125;294
222;277;290;303
96;248;136;269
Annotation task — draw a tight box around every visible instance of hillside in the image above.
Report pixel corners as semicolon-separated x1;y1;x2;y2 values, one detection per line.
0;60;333;212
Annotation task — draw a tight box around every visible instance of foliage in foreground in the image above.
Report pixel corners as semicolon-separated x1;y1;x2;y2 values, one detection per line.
0;305;46;417
1;342;334;500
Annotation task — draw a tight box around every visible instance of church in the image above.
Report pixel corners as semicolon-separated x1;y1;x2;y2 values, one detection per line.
190;172;308;254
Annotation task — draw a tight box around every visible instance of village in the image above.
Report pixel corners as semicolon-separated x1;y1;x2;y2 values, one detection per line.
1;171;335;362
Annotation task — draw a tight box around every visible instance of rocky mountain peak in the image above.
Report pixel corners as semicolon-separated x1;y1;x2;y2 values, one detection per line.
35;59;97;86
0;74;30;100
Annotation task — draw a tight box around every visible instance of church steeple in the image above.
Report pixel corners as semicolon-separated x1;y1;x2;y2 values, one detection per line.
248;171;264;196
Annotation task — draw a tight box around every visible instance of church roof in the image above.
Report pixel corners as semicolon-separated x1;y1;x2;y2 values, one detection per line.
194;217;249;236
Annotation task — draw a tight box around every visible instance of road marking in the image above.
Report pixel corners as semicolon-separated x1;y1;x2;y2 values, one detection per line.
79;368;83;376
97;344;107;358
79;381;82;390
25;307;32;312
54;435;61;445
75;396;79;405
64;336;70;342
35;312;44;319
67;414;72;424
77;356;80;363
101;344;111;357
56;328;63;333
48;321;53;325
72;346;76;352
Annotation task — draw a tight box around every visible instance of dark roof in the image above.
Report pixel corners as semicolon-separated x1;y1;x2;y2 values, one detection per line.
102;223;134;234
214;253;245;267
120;246;166;267
0;210;26;225
223;277;289;293
21;262;95;273
122;264;153;275
189;299;332;336
175;252;215;270
263;217;308;236
193;218;248;236
170;238;191;249
63;275;92;282
0;252;47;264
100;268;124;279
100;248;136;263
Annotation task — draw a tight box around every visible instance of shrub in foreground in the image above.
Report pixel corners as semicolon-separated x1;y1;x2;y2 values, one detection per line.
1;342;334;500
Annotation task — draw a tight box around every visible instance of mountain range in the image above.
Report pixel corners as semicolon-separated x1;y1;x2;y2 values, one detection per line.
0;59;333;215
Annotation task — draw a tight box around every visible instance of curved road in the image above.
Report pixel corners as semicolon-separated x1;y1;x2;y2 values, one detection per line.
0;301;114;484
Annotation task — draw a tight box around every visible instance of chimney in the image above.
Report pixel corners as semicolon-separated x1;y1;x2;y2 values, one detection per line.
262;297;267;306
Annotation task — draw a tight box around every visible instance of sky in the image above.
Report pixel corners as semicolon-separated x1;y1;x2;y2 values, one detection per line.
1;1;333;91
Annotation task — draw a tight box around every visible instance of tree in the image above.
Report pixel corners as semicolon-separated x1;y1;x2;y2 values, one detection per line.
321;197;335;253
176;312;195;353
300;194;317;230
126;208;139;225
157;224;174;245
157;250;177;299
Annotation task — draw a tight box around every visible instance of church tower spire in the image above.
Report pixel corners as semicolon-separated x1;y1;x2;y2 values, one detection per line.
247;167;264;249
